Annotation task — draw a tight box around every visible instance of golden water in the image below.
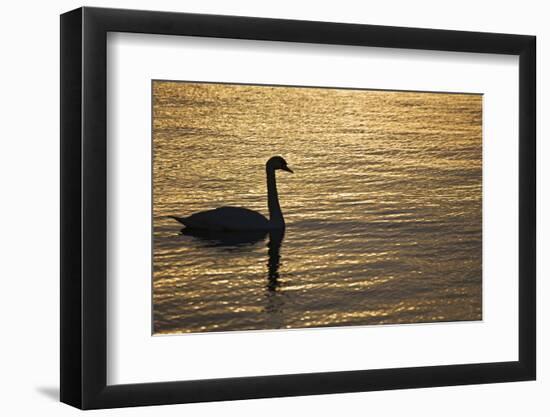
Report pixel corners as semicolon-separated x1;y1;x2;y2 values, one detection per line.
152;81;482;334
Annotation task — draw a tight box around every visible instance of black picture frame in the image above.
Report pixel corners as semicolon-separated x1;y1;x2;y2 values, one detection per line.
60;6;536;410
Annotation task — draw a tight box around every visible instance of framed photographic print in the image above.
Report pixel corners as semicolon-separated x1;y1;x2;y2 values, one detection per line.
60;6;536;409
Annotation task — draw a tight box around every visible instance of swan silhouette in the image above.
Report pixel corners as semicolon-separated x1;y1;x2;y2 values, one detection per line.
170;156;293;231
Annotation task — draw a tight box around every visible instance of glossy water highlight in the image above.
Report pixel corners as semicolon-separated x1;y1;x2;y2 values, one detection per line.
152;81;482;334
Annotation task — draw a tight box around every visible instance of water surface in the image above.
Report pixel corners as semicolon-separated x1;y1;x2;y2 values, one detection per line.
152;81;482;334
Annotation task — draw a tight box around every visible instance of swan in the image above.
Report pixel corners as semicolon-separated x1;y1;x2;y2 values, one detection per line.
170;156;293;231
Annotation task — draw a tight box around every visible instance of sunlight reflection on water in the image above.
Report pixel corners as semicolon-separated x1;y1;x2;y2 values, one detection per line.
152;81;482;334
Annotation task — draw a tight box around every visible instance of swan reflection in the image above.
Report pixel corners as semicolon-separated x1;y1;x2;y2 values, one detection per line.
178;228;285;291
179;228;267;247
266;229;284;291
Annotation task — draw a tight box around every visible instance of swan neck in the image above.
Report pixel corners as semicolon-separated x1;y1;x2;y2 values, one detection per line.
266;167;284;227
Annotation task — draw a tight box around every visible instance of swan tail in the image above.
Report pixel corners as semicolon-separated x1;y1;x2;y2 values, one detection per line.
168;215;189;226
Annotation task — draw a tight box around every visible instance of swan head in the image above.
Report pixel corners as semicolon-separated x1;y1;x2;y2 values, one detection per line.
266;156;293;173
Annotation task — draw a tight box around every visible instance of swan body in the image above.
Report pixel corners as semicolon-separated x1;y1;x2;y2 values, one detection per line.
171;156;293;232
171;207;270;231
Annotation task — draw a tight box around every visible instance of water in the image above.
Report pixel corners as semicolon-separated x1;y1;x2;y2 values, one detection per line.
152;81;482;335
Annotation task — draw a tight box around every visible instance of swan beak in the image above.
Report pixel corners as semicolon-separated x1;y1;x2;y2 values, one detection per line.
282;166;294;173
